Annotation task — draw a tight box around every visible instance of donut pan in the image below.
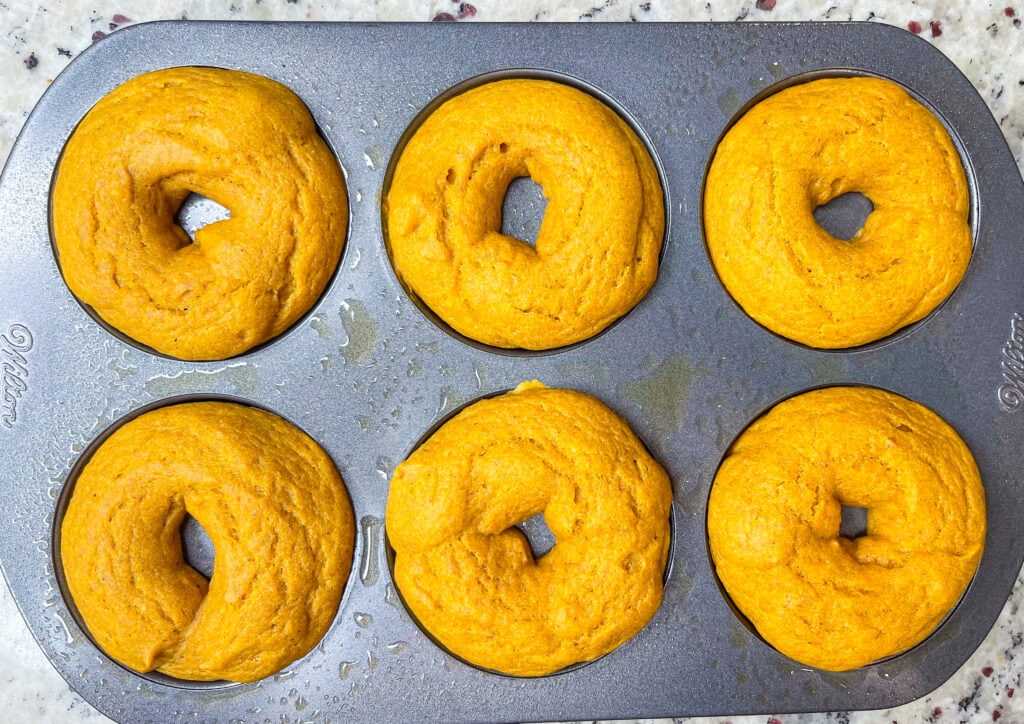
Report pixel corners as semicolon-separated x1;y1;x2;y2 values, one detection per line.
1;20;1022;723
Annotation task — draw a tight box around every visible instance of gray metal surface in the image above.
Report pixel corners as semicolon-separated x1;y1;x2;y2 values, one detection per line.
0;20;1021;723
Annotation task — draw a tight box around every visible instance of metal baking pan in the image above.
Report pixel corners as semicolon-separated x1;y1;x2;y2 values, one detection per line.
1;20;1022;723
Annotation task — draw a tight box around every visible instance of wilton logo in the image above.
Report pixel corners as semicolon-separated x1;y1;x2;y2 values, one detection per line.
999;313;1024;411
1;324;32;428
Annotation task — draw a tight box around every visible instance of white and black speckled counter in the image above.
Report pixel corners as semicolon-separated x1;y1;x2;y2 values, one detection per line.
1;2;1022;723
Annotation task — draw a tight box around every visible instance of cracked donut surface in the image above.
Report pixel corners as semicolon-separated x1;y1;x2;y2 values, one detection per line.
707;386;985;671
60;401;354;682
385;381;673;676
703;77;971;348
52;67;347;360
386;79;664;350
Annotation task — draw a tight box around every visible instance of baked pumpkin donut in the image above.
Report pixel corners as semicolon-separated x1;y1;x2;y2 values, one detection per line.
60;401;354;682
386;381;673;676
704;76;971;348
52;67;348;360
386;79;664;350
707;386;985;671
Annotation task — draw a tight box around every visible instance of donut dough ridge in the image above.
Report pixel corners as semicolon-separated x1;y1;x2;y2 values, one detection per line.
703;77;971;348
386;381;673;676
52;67;348;360
386;78;664;349
707;387;985;671
60;401;355;682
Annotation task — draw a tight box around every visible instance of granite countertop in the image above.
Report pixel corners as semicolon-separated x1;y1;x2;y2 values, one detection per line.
1;1;1022;723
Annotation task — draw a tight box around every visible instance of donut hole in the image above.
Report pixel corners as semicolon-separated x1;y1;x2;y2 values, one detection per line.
50;394;322;691
839;504;869;540
180;513;216;579
383;385;675;678
382;68;669;357
701;70;980;352
48;67;352;363
174;192;231;244
515;511;556;558
500;176;548;249
706;385;986;671
813;192;874;242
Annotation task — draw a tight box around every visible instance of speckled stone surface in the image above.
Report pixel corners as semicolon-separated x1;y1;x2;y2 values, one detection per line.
1;1;1022;723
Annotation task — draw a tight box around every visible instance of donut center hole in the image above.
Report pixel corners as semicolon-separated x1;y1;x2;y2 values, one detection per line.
839;505;869;540
175;192;231;243
501;177;547;248
180;513;216;579
516;512;555;558
813;192;874;241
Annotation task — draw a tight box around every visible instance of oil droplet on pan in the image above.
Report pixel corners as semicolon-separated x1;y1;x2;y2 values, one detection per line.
374;458;393;481
718;88;743;117
473;361;487;390
385;584;403;612
359;515;382;586
340;299;378;365
309;315;331;338
145;363;258;397
437;386;465;415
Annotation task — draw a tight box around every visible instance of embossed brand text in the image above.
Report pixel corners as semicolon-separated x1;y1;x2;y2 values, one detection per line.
999;312;1024;411
1;324;32;428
